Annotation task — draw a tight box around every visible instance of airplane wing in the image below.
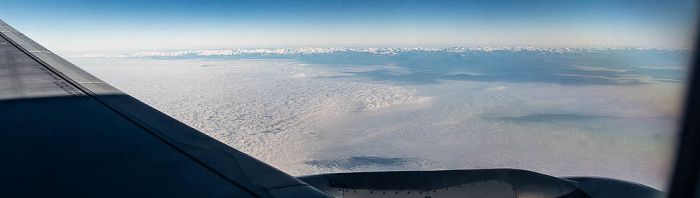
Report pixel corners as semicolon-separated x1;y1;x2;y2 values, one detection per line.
0;19;330;198
0;19;667;198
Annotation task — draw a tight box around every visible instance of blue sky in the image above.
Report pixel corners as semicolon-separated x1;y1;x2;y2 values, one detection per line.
0;0;697;53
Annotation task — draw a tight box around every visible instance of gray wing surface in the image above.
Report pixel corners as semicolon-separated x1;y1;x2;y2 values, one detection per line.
0;19;329;198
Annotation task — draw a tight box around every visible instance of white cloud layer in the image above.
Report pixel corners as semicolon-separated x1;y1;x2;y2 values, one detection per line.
69;56;682;190
572;65;629;73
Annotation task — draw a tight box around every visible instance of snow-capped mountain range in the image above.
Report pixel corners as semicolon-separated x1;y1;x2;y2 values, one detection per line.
71;46;681;58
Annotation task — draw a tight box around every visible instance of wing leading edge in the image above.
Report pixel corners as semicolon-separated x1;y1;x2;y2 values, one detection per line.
0;19;330;198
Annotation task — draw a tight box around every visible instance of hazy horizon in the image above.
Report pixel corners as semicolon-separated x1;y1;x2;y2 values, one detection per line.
0;0;697;54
